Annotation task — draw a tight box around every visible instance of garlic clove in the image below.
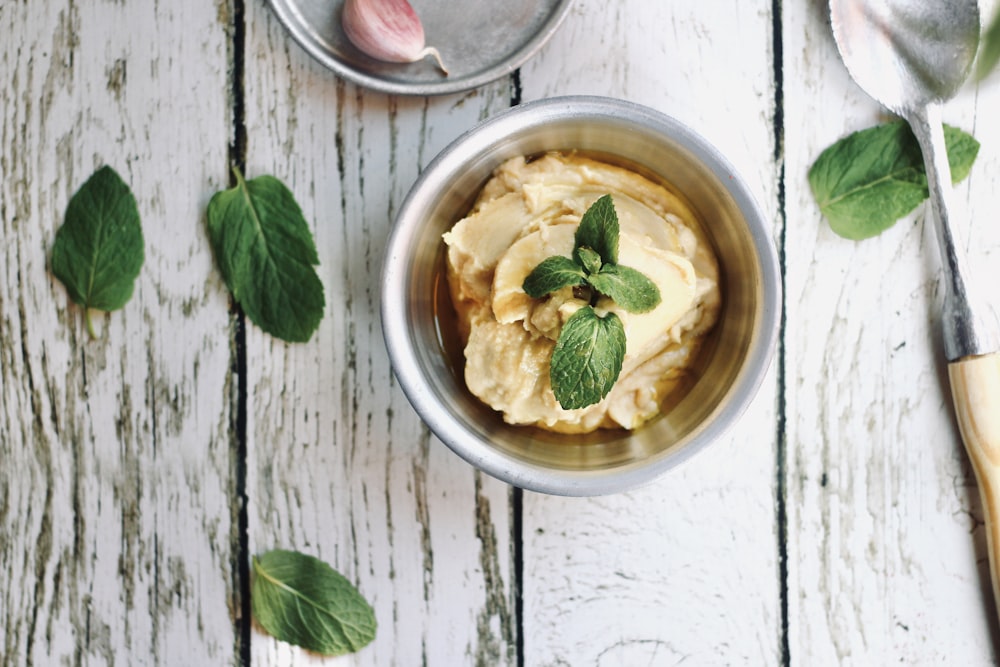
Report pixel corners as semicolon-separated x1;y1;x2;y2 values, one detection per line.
342;0;449;75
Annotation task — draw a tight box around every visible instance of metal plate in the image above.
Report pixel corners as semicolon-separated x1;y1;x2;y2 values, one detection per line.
267;0;573;96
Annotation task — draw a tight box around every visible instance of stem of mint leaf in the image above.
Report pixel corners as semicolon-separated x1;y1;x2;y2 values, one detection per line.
85;310;97;340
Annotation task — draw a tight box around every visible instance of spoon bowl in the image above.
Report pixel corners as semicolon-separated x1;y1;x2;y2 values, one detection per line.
831;0;980;113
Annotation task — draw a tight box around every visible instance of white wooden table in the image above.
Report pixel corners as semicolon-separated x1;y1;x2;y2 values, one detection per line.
3;0;1000;664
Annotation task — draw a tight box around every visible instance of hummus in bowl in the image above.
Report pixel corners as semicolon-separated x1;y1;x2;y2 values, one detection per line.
380;96;780;496
443;153;721;433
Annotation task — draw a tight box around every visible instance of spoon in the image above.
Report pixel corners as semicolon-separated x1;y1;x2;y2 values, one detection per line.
830;0;1000;616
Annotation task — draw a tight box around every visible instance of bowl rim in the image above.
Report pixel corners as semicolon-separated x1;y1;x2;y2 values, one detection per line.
381;95;781;496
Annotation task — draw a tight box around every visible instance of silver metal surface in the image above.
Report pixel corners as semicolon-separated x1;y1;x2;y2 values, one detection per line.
266;0;572;96
831;0;1000;360
380;97;782;496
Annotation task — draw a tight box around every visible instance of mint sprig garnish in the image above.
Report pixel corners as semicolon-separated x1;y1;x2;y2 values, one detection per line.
522;195;661;410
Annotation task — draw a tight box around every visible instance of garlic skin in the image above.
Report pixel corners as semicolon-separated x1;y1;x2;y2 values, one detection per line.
342;0;449;74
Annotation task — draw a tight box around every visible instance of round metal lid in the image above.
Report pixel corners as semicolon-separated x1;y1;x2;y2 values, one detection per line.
267;0;573;96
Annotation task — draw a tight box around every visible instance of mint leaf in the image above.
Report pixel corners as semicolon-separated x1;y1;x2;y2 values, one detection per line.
50;165;144;338
522;255;587;298
575;194;619;265
977;7;1000;80
251;549;376;656
207;168;325;343
808;121;979;240
549;307;626;410
574;246;603;275
588;264;661;313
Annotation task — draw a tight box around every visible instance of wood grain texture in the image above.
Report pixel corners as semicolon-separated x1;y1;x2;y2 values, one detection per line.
5;0;1000;663
0;0;240;665
240;4;518;664
516;1;783;664
783;0;1000;662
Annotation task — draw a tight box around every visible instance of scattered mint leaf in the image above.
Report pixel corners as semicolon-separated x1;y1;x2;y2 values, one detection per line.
522;255;586;298
977;8;1000;80
587;264;661;313
50;165;144;339
808;120;979;240
549;307;626;410
207;168;325;343
574;194;619;265
251;549;376;657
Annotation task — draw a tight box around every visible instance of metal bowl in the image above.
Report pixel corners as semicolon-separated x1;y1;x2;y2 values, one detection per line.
381;96;781;496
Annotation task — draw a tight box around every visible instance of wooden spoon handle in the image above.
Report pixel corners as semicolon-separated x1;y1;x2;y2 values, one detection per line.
949;352;1000;617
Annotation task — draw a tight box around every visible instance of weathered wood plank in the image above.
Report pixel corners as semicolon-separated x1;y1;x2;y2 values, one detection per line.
0;0;240;665
240;4;518;664
516;1;783;663
783;0;1000;661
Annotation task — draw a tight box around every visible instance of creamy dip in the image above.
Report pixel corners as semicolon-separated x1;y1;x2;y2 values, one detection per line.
442;152;720;434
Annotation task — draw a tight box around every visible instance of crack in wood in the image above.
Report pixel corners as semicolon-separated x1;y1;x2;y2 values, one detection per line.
474;472;515;666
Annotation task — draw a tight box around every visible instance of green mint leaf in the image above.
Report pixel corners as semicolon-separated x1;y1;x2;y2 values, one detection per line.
575;194;619;265
587;264;662;313
808;120;979;240
251;549;377;657
522;255;586;298
550;307;626;410
977;8;1000;80
50;165;145;338
574;246;603;275
207;168;325;343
